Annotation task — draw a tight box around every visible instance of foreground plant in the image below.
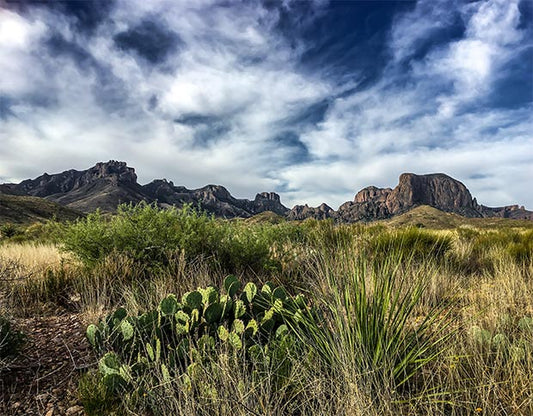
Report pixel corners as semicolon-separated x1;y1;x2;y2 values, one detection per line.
289;254;455;398
85;275;311;400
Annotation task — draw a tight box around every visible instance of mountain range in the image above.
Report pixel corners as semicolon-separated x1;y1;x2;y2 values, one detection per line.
1;160;531;223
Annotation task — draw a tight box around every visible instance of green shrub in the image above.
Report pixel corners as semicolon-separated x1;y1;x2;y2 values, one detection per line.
0;223;22;239
61;203;305;274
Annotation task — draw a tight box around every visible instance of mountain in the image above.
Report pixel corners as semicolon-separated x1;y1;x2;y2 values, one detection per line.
289;173;533;222
3;163;531;222
4;161;288;218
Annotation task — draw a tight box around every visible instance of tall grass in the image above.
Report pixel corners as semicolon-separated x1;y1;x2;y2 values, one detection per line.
1;206;532;415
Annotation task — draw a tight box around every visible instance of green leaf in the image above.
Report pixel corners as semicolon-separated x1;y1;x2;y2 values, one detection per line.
234;300;246;319
113;307;127;322
218;325;229;342
161;363;171;383
176;322;189;335
175;310;190;325
224;275;241;297
86;324;100;348
99;352;121;375
228;332;242;350
198;334;215;351
232;319;245;335
120;320;134;341
261;282;275;296
146;343;155;361
182;291;203;310
201;286;219;306
275;324;289;339
272;286;287;301
245;319;258;337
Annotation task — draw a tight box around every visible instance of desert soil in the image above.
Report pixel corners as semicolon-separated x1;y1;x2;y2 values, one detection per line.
1;312;93;416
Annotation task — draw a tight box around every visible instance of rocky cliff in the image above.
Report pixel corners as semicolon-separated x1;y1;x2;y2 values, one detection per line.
288;173;533;222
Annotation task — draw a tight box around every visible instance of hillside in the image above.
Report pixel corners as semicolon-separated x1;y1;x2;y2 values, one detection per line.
0;193;81;224
382;205;533;229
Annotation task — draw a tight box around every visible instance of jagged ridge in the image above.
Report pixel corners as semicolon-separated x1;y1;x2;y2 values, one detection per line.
3;162;531;222
3;161;289;218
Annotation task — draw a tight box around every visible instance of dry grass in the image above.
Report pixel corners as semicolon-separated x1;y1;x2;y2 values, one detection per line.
1;222;532;415
0;243;77;316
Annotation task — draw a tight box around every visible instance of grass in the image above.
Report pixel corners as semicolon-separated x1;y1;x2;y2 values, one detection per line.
0;204;532;415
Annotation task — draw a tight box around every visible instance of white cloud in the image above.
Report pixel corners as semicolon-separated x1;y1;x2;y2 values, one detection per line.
0;0;531;211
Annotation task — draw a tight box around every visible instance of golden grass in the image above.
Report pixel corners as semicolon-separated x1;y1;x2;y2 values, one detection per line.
0;243;67;276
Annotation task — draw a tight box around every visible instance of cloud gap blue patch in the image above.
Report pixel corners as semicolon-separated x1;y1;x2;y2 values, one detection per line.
114;19;183;64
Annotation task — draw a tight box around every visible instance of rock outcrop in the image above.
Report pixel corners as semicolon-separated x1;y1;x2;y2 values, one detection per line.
287;203;335;220
333;173;533;222
13;161;147;212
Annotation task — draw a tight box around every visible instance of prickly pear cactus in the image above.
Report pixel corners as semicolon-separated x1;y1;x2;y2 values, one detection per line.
86;275;313;394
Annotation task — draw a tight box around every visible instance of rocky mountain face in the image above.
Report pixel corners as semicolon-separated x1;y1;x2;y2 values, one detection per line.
11;161;147;212
4;161;288;218
290;173;533;222
3;163;531;222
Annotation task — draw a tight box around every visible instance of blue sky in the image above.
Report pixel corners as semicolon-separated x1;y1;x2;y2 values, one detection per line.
1;0;532;209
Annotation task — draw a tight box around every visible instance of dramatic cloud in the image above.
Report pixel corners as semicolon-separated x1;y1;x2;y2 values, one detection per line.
0;0;532;208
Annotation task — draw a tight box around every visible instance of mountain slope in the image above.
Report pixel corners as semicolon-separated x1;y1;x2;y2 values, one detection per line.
0;193;81;224
381;205;533;229
4;163;531;223
6;161;289;218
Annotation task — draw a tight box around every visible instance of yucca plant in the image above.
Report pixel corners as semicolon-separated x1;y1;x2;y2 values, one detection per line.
287;251;455;395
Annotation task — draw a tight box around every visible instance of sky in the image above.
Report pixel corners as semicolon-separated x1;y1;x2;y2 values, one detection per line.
1;0;532;209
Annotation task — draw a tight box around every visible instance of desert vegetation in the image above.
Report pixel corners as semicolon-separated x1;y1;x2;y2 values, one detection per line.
1;204;532;415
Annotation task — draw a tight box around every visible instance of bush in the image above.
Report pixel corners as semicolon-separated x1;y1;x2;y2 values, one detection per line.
60;203;305;274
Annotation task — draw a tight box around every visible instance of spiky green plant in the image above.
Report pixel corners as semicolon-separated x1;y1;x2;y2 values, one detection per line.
287;254;455;393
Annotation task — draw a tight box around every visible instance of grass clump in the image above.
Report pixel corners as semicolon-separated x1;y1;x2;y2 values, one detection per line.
291;252;454;403
368;227;452;263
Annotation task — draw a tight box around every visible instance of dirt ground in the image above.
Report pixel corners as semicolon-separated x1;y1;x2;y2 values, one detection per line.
1;312;93;416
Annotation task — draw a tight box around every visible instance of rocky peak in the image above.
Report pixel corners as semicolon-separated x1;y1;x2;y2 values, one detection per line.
387;173;474;214
254;192;281;203
354;186;391;203
251;192;288;216
197;185;233;201
87;161;137;185
287;203;334;220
